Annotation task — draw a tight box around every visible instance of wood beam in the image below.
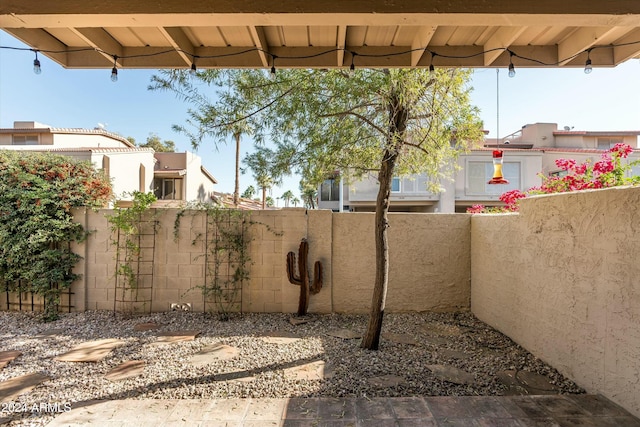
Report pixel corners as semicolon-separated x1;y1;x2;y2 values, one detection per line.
337;25;347;67
247;25;270;68
410;26;436;67
160;27;194;66
557;26;619;65
72;28;123;65
4;0;640;16
612;28;640;63
1;28;69;66
483;26;526;66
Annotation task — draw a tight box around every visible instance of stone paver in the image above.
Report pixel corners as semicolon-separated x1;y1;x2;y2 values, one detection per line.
32;329;65;339
368;374;406;388
0;350;21;370
382;333;420;345
42;395;640;427
283;360;326;381
426;364;476;386
104;360;146;381
153;330;201;344
0;372;49;403
54;339;125;362
189;343;239;366
259;331;301;344
497;370;559;395
326;328;361;339
133;322;160;331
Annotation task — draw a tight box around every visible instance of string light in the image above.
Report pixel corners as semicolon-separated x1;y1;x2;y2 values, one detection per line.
584;49;593;74
3;39;640;74
190;61;197;76
110;55;118;82
349;51;356;77
507;51;516;78
32;50;41;75
270;55;277;80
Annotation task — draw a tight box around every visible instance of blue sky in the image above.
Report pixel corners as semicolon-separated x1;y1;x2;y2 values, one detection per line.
1;32;639;199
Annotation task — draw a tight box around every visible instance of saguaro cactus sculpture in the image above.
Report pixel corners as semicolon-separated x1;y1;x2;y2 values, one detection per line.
286;238;323;316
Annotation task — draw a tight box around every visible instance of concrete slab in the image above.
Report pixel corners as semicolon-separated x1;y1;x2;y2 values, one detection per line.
188;343;239;367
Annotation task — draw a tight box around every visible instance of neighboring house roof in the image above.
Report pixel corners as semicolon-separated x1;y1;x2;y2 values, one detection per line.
0;126;135;147
477;147;638;154
553;130;640;136
154;168;187;177
200;166;218;184
9;147;155;153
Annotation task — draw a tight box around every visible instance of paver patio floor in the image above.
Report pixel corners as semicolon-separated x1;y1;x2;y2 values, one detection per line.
43;394;640;427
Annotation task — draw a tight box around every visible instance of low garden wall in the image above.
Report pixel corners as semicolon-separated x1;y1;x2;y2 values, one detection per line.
70;208;471;315
471;185;640;418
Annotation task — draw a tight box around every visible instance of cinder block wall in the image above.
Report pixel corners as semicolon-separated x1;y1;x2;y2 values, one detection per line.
71;207;471;314
471;186;640;418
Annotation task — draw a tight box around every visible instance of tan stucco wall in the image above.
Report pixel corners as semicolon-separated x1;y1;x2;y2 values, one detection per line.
471;186;640;418
332;213;470;312
69;208;469;315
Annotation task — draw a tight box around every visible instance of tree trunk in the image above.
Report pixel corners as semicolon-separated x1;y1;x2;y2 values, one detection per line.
233;133;241;207
361;87;406;351
261;187;266;209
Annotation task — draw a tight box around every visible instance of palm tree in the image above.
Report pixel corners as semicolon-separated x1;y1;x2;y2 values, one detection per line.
291;197;300;207
280;190;295;207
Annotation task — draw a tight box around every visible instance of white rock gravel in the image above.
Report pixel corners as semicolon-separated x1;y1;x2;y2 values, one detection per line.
0;310;584;426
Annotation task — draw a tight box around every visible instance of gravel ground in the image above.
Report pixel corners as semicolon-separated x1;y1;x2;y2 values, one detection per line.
0;310;584;426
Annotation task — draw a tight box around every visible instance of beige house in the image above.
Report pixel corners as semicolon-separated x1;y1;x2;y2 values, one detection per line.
319;123;640;213
0;121;217;204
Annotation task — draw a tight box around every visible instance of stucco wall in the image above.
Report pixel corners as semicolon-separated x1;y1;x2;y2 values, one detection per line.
471;186;640;418
332;213;470;312
69;208;470;315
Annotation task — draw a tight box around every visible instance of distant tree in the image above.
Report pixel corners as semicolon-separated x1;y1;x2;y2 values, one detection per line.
241;185;256;199
243;150;281;209
265;196;275;207
126;136;136;145
138;133;175;152
300;180;318;209
280;190;295;207
291;196;300;207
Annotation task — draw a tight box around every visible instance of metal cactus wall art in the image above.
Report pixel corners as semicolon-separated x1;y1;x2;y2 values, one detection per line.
286;238;323;316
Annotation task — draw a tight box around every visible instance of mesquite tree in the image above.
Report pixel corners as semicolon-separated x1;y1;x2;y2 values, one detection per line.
150;67;482;349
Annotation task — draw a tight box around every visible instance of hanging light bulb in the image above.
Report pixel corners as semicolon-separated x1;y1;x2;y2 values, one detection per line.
110;55;118;82
487;150;509;184
429;51;436;72
584;50;593;74
190;62;197;76
270;55;277;80
349;52;356;77
32;51;41;75
507;51;516;78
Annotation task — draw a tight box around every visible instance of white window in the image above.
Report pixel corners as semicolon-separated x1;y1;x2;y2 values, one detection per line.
597;138;622;150
467;161;521;195
12;135;38;145
320;179;340;201
391;177;401;192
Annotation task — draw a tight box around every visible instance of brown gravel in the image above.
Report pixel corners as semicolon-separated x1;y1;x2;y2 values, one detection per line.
0;310;584;426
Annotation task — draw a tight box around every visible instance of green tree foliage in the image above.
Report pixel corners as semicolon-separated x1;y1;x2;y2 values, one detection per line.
138;133;176;152
148;67;482;349
0;151;112;320
241;185;256;199
280;190;295;207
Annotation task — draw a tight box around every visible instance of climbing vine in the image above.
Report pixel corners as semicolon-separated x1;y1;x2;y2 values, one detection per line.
106;191;158;312
0;150;112;321
174;204;252;320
